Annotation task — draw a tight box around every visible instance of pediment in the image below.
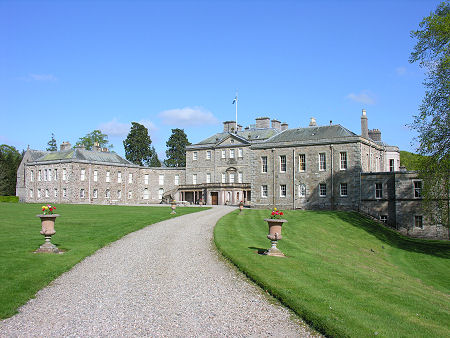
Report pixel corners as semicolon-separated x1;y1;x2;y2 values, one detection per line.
215;134;249;147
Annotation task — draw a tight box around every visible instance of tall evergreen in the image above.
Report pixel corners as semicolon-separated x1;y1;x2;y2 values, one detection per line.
123;122;154;166
0;145;22;196
46;133;57;151
164;129;190;167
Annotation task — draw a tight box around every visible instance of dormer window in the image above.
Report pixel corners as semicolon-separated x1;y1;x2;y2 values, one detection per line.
193;152;198;161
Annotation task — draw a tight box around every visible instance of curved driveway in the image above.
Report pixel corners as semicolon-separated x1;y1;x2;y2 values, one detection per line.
1;206;315;337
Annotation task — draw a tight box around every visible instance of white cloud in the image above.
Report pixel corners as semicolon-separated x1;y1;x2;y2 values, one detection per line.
18;73;58;82
99;118;158;137
158;107;219;126
396;67;407;76
346;91;376;105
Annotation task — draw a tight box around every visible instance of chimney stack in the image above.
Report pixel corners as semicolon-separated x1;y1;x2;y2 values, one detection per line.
60;141;71;151
281;122;288;131
309;117;317;127
368;129;381;141
255;117;270;129
223;121;237;133
271;119;281;130
361;109;369;139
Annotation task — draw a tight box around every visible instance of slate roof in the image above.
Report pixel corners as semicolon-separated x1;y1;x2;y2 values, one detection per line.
34;149;133;165
264;124;357;144
195;128;280;145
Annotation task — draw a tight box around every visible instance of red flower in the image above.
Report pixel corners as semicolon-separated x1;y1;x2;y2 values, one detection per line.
49;207;53;211
280;212;283;215
271;211;275;215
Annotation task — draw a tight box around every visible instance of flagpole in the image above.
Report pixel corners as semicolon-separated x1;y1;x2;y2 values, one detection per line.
235;91;238;126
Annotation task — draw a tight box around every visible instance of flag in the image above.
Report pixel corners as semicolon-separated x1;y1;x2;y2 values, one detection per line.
232;96;237;104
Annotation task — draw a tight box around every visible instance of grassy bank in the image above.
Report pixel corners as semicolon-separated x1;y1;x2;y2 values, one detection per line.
214;209;450;337
0;203;206;319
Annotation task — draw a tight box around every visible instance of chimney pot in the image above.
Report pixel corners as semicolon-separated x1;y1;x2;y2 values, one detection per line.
309;117;317;127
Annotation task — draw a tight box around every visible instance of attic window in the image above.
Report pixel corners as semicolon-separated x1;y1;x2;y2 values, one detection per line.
231;140;234;143
255;136;259;139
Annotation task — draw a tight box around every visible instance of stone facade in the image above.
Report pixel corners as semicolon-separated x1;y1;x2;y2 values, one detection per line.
16;110;447;239
18;147;185;205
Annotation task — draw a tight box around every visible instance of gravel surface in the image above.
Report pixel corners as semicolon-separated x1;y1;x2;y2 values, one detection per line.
1;206;317;337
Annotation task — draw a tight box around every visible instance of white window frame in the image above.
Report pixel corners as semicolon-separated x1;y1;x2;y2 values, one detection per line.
63;169;67;181
30;189;33;198
261;185;268;198
221;173;226;183
174;174;179;185
80;189;85;198
63;188;67;198
238;148;243;158
206;150;211;160
280;184;287;197
128;191;132;199
48;169;52;181
105;189;110;199
206;173;211;183
158;188;164;200
280;155;286;173
299;154;306;172
144;174;149;185
44;169;48;181
193;152;198;161
129;173;133;183
106;171;110;183
319;153;326;171
230;149;235;158
238;172;243;183
118;190;122;199
54;169;58;181
389;159;395;172
221;149;226;159
30;170;34;182
193;174;197;185
229;173;235;183
319;183;327;197
143;188;149;200
93;170;98;182
80;169;86;181
37;189;41;198
375;183;383;199
54;188;58;197
340;152;347;170
413;181;422;198
159;174;164;185
117;171;122;183
45;189;49;197
340;183;348;197
414;215;423;229
299;184;306;197
38;170;42;181
93;189;98;199
261;156;268;173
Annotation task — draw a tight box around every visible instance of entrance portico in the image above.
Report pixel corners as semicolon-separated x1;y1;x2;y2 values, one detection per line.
178;183;251;205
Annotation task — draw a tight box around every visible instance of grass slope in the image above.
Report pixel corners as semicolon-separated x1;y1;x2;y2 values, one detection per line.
0;203;206;319
400;150;424;171
214;209;450;337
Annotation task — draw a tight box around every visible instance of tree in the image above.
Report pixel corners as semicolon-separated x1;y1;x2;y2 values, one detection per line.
46;133;57;151
123;122;156;166
0;145;22;196
164;128;191;167
149;146;161;167
75;130;113;150
409;1;450;228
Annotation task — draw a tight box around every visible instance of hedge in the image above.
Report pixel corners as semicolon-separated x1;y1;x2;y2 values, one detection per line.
0;196;19;203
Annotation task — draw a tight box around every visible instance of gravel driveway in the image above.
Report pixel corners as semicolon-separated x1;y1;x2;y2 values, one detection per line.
1;206;316;337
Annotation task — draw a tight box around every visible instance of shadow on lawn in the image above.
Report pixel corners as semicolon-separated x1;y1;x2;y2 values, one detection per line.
248;247;267;255
334;211;450;259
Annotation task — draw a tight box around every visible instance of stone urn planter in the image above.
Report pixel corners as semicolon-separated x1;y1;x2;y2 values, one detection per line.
36;214;60;253
170;201;177;214
239;201;244;213
263;218;287;257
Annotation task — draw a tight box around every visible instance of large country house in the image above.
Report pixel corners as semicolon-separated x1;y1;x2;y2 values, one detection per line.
16;110;448;239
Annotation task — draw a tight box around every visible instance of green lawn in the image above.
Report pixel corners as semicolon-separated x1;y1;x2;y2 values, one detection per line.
0;203;206;319
214;209;450;337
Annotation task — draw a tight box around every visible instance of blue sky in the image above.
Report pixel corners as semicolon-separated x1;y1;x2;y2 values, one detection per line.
0;0;441;160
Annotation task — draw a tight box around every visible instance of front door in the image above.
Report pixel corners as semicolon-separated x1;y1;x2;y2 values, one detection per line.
211;192;218;205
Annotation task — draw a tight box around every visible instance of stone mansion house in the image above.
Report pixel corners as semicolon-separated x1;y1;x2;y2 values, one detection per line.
16;110;448;239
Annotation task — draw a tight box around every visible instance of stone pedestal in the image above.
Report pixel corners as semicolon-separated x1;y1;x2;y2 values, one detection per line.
263;218;287;257
35;214;61;253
